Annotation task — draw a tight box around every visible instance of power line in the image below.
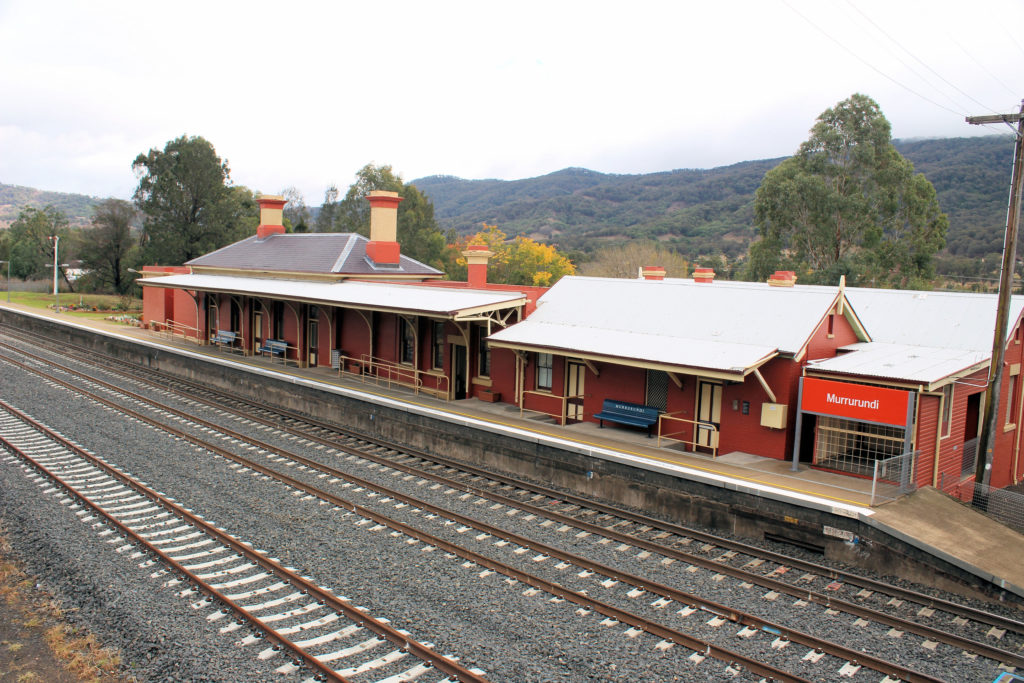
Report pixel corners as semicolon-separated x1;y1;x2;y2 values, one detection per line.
781;0;968;120
951;36;1020;100
842;0;999;115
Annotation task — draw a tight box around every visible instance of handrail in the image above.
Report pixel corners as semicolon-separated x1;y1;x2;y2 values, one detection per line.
657;412;718;457
338;353;449;400
520;390;567;425
153;319;201;345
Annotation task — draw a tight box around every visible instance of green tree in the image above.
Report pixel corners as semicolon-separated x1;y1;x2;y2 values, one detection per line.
8;206;72;286
315;185;339;233
449;224;576;286
323;164;447;269
78;199;138;294
132;135;256;264
281;186;310;233
747;94;947;287
579;241;689;278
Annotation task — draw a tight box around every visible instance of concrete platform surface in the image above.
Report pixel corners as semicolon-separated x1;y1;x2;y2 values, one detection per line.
869;487;1024;597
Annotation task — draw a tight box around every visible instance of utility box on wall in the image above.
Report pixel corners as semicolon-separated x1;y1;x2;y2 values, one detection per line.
760;403;788;429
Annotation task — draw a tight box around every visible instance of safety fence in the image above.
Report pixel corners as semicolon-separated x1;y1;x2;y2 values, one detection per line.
868;450;919;506
950;481;1024;534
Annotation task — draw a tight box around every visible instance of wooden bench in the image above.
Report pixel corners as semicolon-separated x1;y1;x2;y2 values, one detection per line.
210;330;241;352
593;399;660;437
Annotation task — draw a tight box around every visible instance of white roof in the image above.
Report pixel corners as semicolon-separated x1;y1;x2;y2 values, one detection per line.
806;342;989;385
140;273;526;318
842;287;1024;351
488;276;844;375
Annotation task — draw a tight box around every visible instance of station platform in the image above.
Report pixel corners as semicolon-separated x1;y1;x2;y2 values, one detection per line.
3;302;1024;600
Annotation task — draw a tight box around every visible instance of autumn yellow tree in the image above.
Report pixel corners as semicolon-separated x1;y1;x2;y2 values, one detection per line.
447;224;575;286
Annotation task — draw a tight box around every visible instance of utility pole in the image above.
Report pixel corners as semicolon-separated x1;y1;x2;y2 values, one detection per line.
966;100;1024;511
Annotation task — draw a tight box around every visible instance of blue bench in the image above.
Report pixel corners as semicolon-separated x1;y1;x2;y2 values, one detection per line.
210;330;240;351
593;399;660;437
258;339;289;362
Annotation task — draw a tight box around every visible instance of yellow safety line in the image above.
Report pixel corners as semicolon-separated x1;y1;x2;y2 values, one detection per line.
180;347;870;508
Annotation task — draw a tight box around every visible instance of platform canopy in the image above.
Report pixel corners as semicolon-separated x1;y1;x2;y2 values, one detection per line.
806;341;990;388
487;276;861;380
139;273;526;320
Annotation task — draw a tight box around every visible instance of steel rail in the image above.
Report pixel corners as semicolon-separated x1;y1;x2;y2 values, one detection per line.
0;345;809;682
34;339;1012;671
8;325;1019;634
0;395;489;683
0;401;348;683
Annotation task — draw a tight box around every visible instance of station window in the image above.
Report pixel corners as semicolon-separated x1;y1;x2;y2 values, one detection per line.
536;352;553;391
940;384;953;438
477;328;491;377
400;319;415;365
432;321;445;369
1007;366;1021;427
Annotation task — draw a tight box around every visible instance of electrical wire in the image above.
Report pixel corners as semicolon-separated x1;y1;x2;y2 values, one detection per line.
780;0;968;119
950;36;1020;100
842;0;999;115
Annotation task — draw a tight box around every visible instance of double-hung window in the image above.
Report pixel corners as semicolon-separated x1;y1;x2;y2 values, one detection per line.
536;352;553;391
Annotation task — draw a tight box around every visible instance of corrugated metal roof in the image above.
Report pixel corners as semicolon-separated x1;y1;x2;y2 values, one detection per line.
487;276;841;373
186;233;441;277
842;287;1024;351
806;342;989;384
140;274;524;317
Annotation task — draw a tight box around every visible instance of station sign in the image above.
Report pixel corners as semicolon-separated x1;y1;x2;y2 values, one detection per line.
800;377;910;427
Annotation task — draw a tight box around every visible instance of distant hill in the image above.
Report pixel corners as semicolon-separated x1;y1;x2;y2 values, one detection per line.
0;183;101;228
413;135;1015;264
1;135;1014;270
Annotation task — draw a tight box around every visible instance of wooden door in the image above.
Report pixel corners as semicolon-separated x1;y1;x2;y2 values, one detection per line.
565;360;586;422
453;344;467;400
695;380;722;450
307;318;319;367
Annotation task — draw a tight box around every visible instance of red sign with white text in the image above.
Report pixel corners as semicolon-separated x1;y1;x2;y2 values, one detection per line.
800;377;910;426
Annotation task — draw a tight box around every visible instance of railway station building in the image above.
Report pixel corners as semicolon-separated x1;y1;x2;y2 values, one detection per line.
138;194;1024;497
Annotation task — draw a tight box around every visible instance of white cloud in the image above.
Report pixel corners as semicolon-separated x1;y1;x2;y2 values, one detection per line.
0;0;1020;204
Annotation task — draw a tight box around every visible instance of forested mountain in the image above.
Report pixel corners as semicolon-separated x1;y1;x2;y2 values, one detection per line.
1;135;1014;278
414;135;1015;269
0;183;100;227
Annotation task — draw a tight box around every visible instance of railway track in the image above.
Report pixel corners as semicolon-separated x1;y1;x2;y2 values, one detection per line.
2;328;1022;680
0;398;488;683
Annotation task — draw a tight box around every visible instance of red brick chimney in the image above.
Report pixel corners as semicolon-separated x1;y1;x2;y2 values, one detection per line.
365;190;403;266
693;266;715;283
256;195;287;240
462;244;493;288
768;270;797;287
639;266;666;281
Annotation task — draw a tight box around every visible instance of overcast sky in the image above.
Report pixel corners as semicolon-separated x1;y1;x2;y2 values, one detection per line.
1;0;1021;206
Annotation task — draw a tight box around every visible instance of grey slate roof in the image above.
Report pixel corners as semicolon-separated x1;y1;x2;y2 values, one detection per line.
186;233;441;277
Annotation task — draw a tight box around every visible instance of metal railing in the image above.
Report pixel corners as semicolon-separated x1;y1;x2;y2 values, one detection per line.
520;390;567;425
960;436;979;478
657;413;719;457
339;354;449;400
869;450;918;506
152;319;201;344
955;483;1024;534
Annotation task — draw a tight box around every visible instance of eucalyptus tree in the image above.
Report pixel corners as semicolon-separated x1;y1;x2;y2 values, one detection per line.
747;94;947;287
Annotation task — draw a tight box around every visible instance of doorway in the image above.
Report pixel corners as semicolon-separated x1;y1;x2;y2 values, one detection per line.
453;344;467;400
695;380;722;450
565;360;586;422
307;316;319;367
252;309;263;355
